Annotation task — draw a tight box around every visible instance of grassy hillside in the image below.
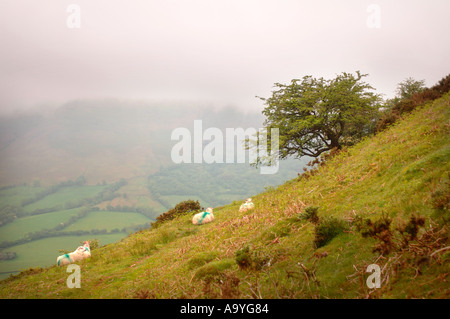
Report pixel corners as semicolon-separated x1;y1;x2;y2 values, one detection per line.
0;93;448;298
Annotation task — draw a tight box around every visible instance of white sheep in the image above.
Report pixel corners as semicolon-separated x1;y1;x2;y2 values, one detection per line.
239;198;254;212
56;241;91;266
192;207;214;225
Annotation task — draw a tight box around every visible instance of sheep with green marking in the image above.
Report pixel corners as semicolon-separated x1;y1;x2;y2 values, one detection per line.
56;241;91;266
192;207;214;225
239;198;254;212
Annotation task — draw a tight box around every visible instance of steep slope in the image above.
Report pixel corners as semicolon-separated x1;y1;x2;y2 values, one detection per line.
0;93;448;298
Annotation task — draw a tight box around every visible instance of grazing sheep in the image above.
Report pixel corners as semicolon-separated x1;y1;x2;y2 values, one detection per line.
192;207;214;225
239;198;254;212
57;241;91;266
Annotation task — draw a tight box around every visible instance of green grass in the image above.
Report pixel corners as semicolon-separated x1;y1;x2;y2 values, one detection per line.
0;93;448;298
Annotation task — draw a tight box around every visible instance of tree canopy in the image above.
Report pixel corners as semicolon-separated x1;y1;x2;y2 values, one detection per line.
248;71;381;166
395;77;426;100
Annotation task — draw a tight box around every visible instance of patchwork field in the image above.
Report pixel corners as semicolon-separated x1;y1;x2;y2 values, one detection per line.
0;234;125;280
0;207;84;242
22;185;107;213
0;181;155;281
0;186;45;209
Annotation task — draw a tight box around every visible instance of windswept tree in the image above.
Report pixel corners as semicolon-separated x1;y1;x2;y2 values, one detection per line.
247;71;381;167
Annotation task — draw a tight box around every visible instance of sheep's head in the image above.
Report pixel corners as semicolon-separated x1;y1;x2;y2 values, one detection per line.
206;207;213;213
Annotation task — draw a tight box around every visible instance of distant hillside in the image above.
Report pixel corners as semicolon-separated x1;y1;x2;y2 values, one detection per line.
0;100;197;186
1;93;447;298
0;97;304;207
0;98;301;195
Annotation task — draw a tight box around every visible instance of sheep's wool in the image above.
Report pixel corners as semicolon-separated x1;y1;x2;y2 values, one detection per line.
239;200;254;212
57;243;91;266
192;210;214;225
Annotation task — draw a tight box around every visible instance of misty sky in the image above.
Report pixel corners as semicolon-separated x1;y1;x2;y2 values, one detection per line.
1;0;449;115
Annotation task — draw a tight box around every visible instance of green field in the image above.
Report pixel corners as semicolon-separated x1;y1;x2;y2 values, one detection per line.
62;211;151;232
0;185;45;209
0;207;84;242
22;185;107;213
98;176;167;214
